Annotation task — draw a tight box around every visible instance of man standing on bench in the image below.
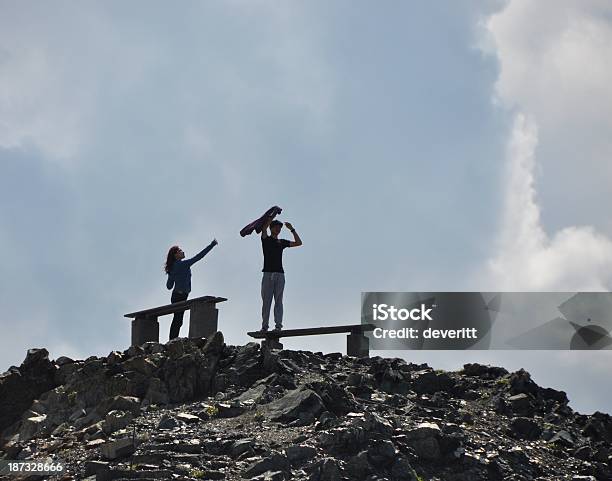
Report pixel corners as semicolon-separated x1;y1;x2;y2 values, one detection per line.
260;217;302;331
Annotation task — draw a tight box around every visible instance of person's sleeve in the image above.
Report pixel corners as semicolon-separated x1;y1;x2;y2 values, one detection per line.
166;274;174;290
184;242;215;266
282;239;291;248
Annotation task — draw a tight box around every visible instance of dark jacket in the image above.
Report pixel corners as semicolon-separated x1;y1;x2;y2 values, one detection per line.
240;206;282;237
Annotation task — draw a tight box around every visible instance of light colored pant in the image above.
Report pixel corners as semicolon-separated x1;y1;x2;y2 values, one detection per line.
261;272;285;329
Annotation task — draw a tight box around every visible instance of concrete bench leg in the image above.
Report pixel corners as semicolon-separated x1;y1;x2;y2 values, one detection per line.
262;338;283;351
347;331;369;358
132;317;159;346
189;302;218;339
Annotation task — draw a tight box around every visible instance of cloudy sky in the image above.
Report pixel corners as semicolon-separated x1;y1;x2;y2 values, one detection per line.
2;0;612;414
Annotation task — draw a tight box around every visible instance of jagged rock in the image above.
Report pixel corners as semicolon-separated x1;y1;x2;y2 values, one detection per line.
390;457;419;481
230;342;263;386
216;401;246;418
318;425;367;452
1;336;609;481
84;460;110;476
405;422;441;460
144;377;169;405
252;471;286;481
376;367;410;394
308;381;357;416
244;453;291;477
285;444;317;464
308;457;341;481
203;330;224;351
142;341;165;354
159;335;223;403
231;438;256;458
548;429;574;447
98;395;141;418
509;369;538;395
462;363;508;379
510;417;542;440
157;414;180;430
540;386;569;404
366;438;396;465
266;387;325;423
100;437;135;460
55;356;75;366
122;356;158;376
412;369;455;394
354;412;393;438
106;351;124;365
0;348;58;433
573;445;592;460
175;412;200;424
102;410;133;434
316;411;338;430
345;450;371;480
69;407;86;422
126;345;145;358
508;393;534;416
582;411;612;442
19;413;47;441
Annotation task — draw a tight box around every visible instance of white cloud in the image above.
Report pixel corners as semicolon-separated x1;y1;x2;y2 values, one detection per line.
486;113;612;290
481;0;612;290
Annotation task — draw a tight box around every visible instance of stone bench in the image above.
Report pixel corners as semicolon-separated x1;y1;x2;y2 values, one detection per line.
247;323;375;358
124;295;227;346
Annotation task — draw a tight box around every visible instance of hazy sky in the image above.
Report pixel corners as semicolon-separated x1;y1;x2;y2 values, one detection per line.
2;0;612;415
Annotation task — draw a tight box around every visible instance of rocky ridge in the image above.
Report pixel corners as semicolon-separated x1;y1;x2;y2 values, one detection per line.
1;332;611;481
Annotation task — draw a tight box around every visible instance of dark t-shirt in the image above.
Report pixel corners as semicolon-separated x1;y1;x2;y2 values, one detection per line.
262;236;291;273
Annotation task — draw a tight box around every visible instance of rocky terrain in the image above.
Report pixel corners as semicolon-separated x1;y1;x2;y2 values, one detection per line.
1;332;611;481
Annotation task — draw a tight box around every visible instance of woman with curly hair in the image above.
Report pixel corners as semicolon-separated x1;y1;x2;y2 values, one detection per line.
164;238;218;339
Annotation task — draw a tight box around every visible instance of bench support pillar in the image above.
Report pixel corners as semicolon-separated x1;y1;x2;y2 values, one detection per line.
189;302;218;339
132;317;159;346
262;338;283;351
347;331;369;358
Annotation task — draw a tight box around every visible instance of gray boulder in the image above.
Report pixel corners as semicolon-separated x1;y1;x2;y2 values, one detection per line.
405;422;441;460
0;348;58;434
510;417;542;440
266;387;325;423
100;437;135;460
244;453;291;477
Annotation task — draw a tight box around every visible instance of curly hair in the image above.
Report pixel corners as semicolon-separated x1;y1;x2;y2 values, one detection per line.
164;245;180;274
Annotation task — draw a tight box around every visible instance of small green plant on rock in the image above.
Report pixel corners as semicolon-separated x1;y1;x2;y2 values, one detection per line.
190;468;205;479
204;404;219;417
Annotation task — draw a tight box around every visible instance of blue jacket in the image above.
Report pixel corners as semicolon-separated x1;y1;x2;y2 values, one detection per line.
166;242;215;293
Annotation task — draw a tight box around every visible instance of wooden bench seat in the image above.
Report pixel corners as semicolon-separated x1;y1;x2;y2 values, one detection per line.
247;323;375;357
125;295;227;346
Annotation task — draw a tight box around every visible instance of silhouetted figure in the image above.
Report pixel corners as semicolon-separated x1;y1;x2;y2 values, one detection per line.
165;239;218;339
260;218;302;331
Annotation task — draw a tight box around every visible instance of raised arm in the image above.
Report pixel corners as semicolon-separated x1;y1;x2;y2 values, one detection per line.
261;216;273;239
285;222;302;247
184;238;218;266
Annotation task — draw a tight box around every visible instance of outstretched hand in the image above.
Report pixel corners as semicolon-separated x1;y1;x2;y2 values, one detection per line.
211;238;218;247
